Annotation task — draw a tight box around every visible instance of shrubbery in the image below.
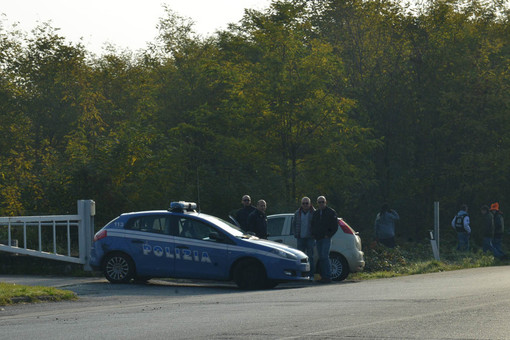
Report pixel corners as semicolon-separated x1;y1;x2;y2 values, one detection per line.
353;236;508;280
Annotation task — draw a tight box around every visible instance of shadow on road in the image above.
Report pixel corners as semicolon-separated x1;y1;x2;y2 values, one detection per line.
1;274;357;302
69;278;321;297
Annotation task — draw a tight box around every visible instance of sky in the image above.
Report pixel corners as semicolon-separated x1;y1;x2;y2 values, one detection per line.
1;0;273;54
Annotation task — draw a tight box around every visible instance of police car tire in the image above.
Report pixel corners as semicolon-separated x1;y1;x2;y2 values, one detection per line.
233;259;268;290
330;253;349;281
103;252;135;283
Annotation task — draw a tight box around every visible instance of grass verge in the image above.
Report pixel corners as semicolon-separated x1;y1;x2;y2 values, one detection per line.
350;239;508;280
0;282;77;306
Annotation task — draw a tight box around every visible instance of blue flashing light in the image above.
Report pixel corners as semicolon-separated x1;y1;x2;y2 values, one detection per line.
169;201;197;212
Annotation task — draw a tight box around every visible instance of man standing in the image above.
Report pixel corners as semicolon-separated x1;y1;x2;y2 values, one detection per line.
451;204;471;251
374;203;400;248
292;197;316;277
235;195;256;231
481;205;495;255
490;202;505;259
311;196;338;283
247;199;268;239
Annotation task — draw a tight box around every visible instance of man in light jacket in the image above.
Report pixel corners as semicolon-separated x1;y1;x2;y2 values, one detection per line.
292;197;316;278
375;203;400;248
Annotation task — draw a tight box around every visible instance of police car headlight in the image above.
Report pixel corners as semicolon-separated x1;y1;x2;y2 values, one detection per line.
271;249;297;260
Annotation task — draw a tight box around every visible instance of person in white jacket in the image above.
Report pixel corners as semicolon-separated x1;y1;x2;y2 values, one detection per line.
451;204;471;251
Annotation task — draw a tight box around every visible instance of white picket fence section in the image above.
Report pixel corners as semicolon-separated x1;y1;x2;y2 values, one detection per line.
0;200;95;270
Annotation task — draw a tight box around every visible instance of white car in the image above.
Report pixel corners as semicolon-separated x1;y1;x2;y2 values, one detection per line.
267;213;365;281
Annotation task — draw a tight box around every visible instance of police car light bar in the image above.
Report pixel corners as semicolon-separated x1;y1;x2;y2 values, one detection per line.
169;201;197;212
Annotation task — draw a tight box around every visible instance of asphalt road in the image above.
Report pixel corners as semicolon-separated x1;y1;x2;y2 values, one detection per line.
1;266;510;339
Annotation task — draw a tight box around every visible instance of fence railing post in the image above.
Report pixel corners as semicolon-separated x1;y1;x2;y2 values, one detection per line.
430;201;440;260
78;199;95;271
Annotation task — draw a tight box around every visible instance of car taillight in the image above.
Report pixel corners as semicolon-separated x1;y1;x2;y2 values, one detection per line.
93;229;107;242
338;218;355;235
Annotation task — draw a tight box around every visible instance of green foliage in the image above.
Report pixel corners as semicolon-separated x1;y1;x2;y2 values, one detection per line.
0;0;509;236
363;244;410;273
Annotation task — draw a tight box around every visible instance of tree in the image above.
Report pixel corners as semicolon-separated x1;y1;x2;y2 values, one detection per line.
216;1;378;213
0;28;34;215
409;0;510;219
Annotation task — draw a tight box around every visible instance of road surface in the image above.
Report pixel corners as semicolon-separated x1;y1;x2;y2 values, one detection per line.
1;266;510;339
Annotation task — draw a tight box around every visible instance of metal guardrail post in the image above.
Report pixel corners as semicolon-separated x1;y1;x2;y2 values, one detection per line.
430;201;440;260
78;199;95;271
435;201;440;258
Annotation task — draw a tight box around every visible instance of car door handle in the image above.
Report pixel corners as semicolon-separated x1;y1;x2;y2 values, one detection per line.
131;239;144;244
176;245;189;249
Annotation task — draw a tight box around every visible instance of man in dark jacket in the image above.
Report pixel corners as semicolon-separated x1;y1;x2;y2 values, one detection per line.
311;196;338;283
481;205;495;254
235;195;256;231
491;202;505;259
247;199;268;239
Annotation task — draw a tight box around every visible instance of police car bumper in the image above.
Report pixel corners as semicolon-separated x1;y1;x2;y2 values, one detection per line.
266;259;311;281
88;247;102;270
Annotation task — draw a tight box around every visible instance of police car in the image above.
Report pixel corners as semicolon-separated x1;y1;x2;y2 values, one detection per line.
89;202;310;289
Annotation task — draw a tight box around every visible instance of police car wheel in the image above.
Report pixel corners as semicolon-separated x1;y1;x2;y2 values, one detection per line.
330;253;349;281
103;253;135;283
233;259;268;290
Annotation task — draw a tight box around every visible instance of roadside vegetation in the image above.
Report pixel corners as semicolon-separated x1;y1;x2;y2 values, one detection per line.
0;282;76;306
351;237;508;280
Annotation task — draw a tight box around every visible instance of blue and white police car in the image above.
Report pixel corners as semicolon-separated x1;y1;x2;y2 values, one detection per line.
89;202;310;289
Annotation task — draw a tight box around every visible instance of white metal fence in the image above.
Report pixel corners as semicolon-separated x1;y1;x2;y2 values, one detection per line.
0;200;95;270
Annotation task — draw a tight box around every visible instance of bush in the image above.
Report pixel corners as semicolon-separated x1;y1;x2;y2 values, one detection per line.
353;237;508;280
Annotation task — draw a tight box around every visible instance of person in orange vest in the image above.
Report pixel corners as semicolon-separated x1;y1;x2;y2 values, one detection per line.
490;202;505;259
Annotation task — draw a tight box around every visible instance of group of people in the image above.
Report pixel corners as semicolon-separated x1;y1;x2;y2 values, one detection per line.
372;202;506;257
234;195;268;239
452;203;505;259
234;194;339;283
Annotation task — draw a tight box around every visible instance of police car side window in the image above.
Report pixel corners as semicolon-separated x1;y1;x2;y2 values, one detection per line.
151;217;167;233
125;218;141;231
125;216;171;235
178;218;223;242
